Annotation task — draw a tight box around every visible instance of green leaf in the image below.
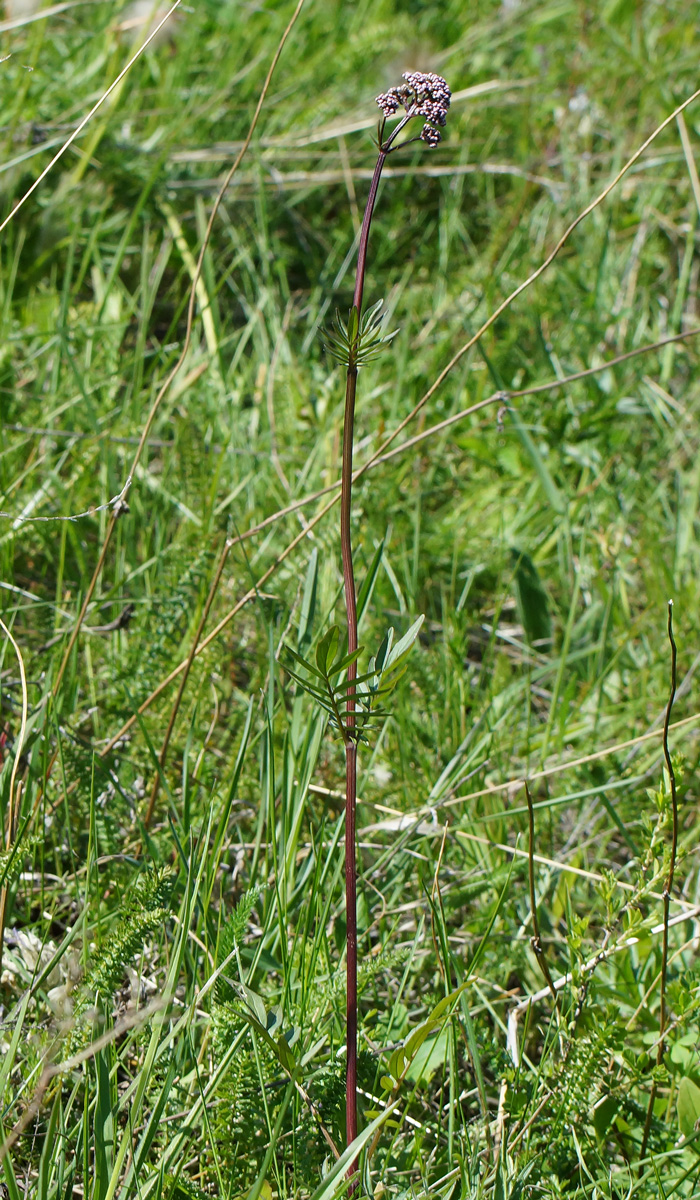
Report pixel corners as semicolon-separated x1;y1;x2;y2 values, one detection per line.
37;1093;62;1200
0;816;40;890
386;982;470;1090
326;647;364;679
240;985;267;1027
388;1047;407;1080
678;1076;700;1147
281;663;324;692
331;664;394;692
351;666;407;701
280;665;330;704
298;548;319;651
405;1030;449;1084
508;402;566;514
404;1017;441;1062
604;0;637;23
275;1035;297;1073
283;645;327;683
316;625;340;676
385;614;425;673
592;1094;619;1139
266;1004;283;1033
236;999;299;1075
374;627;394;674
494;1149;510;1200
352;299;399;365
307;1099;400;1200
357;539;384;626
511;548;551;648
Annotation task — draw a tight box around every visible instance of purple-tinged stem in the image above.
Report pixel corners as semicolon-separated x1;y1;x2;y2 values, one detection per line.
341;147;386;1172
340;100;433;1171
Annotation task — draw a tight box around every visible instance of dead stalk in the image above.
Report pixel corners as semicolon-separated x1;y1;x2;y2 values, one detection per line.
50;0;307;701
524;780;560;1012
0;618;28;982
144;537;234;829
641;600;678;1160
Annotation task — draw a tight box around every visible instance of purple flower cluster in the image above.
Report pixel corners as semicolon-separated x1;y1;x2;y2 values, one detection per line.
376;70;451;146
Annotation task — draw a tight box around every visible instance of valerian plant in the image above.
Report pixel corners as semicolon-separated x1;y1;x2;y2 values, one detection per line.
283;70;451;1177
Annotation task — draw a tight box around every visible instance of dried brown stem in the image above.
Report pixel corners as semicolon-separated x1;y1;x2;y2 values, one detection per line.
641;600;678;1161
144;537;234;829
0;997;165;1166
95;328;700;761
0;619;28;983
50;0;307;702
524;781;560;1012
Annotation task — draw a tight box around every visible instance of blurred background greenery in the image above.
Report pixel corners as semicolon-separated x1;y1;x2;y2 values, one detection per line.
2;0;700;1195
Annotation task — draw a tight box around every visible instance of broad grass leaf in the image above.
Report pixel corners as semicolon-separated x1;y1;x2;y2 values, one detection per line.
511;549;551;648
241;985;267;1027
385;615;424;672
592;1094;619;1139
405;1029;449;1084
298;548;319;651
678;1076;700;1148
357;539;384;626
307;1100;400;1200
316;625;340;675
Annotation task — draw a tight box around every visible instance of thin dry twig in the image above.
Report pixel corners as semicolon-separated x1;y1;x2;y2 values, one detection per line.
0;616;28;980
641;600;678;1159
96;327;700;757
205;326;700;551
0;997;166;1165
506;910;697;1070
77;83;700;745
6;325;695;529
437;709;700;814
0;2;183;235
524;781;560;1012
451;828;696;913
3;85;699;594
49;0;307;700
144;537;234;828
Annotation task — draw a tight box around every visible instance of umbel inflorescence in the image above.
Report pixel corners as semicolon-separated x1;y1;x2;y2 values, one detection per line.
376;70;452;146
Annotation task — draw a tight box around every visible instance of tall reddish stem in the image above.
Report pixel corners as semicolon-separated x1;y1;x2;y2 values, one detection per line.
341;148;386;1169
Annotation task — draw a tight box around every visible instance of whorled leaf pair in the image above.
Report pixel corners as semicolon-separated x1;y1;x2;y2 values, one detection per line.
322;300;398;370
282;616;424;743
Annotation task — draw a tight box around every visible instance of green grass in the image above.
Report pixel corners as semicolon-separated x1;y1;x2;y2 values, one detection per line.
2;0;700;1195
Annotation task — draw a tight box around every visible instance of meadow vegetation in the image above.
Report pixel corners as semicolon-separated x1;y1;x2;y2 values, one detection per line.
2;0;700;1196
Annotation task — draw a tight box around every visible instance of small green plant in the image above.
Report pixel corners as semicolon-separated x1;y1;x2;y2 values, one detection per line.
67;865;172;1051
283;616;424;743
4;5;700;1194
282;70;451;1174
